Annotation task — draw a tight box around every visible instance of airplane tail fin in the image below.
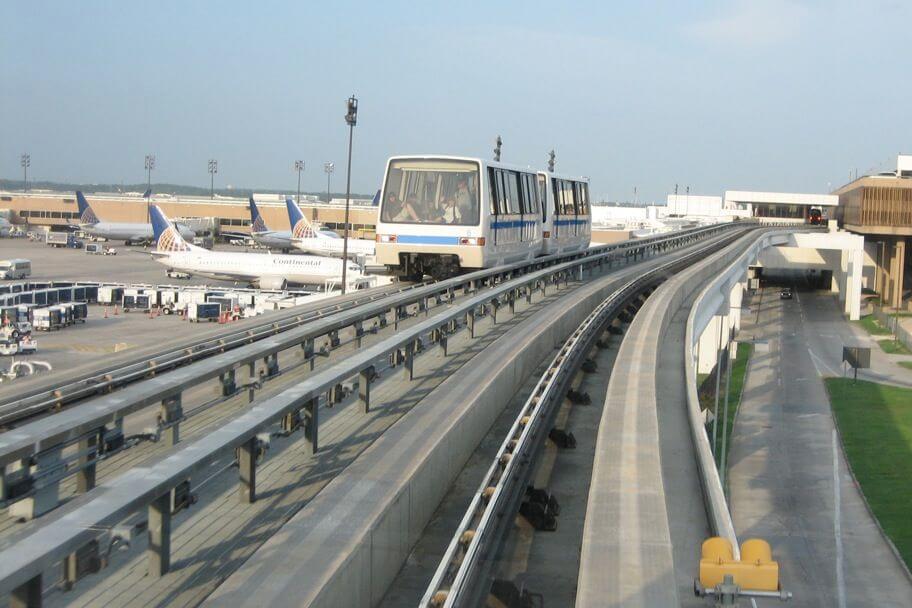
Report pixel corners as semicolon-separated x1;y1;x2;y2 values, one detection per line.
286;197;318;239
371;189;381;206
75;191;99;224
249;196;270;233
151;205;192;252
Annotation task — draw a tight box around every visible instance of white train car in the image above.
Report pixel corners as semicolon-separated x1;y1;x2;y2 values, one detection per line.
375;155;590;279
539;170;592;255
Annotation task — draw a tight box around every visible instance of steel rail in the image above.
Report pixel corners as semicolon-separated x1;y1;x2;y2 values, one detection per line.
0;225;736;441
0;225;747;602
418;231;750;607
0;225;714;426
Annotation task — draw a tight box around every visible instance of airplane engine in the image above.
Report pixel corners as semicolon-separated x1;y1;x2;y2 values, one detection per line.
258;276;287;291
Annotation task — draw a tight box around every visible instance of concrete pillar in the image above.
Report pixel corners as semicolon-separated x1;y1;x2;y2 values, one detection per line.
220;369;237;396
238;437;257;503
891;238;906;310
845;248;864;320
9;447;63;520
148;491;172;576
160;394;183;446
11;574;42;608
729;281;745;332
76;432;99;494
304;398;319;455
359;367;373;413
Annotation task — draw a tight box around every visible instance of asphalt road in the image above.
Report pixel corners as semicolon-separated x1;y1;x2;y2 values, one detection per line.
728;287;912;607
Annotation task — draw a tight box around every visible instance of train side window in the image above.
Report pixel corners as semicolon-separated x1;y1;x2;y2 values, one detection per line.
503;171;519;214
488;167;500;215
565;181;577;215
536;175;547;222
580;183;590;214
519;173;531;215
528;173;540;216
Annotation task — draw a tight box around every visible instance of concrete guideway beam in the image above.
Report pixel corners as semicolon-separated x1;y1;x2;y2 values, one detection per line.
0;224;730;478
202;236;716;608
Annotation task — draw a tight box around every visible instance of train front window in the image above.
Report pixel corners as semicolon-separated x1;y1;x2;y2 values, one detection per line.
380;159;480;226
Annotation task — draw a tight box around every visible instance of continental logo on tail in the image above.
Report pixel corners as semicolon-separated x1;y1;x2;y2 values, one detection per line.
251;215;269;233
292;219;317;239
286;196;318;239
75;191;99;225
150;205;191;252
156;226;191;252
249;197;269;233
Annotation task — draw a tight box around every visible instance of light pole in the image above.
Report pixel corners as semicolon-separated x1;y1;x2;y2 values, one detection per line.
145;154;155;222
20;153;30;192
208;159;218;199
294;160;305;204
341;94;358;294
493;136;502;162
685;185;690;217
323;162;334;203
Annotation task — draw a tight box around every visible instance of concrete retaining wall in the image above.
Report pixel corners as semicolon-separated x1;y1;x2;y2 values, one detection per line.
204;266;642;608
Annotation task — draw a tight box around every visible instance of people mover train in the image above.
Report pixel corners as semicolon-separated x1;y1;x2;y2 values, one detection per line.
375;156;591;280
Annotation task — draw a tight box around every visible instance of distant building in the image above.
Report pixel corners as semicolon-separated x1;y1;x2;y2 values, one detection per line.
834;154;912;310
0;191;380;240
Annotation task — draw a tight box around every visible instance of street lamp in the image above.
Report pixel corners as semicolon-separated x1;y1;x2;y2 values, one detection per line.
145;154;156;222
20;153;30;192
208;159;218;199
323;162;334;203
341;94;358;294
493;136;502;162
294;160;305;204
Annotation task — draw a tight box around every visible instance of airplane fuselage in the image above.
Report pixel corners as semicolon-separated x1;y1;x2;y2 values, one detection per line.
250;230;294;250
82;222;194;243
293;236;375;258
153;248;360;288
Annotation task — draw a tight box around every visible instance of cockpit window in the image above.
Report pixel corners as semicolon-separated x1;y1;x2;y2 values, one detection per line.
380;159;480;226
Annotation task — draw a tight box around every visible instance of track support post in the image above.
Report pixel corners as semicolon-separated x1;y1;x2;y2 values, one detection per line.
76;431;99;494
304;397;319;455
148;491;172;577
238;436;257;503
359;366;373;412
160;394;183;446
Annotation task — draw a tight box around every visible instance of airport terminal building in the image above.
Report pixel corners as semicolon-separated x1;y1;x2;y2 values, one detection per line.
0;191;380;239
835;155;912;310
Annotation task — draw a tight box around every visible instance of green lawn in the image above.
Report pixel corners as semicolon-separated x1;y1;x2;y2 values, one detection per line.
878;339;912;355
825;378;912;570
898;361;912;371
718;343;752;472
856;314;892;336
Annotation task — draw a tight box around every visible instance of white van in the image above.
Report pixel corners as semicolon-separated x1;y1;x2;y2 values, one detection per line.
0;259;31;280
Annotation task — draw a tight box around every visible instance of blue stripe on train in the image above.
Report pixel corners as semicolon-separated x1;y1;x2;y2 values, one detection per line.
554;218;589;226
491;219;539;229
395;235;461;245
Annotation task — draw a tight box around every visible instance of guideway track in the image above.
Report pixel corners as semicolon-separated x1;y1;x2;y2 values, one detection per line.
0;224;745;606
0;225;738;516
0;224;729;428
420;228;753;607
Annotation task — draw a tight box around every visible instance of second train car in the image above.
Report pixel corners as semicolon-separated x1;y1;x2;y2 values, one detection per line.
375;155;591;280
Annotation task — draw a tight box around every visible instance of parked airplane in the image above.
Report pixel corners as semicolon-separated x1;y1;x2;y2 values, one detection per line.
150;205;362;290
76;191;194;244
287;197;375;258
248;197;294;250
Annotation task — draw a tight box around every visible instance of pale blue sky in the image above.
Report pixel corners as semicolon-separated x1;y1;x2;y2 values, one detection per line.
1;1;909;202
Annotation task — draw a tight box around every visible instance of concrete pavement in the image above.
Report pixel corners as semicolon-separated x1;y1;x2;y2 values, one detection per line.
728;287;912;607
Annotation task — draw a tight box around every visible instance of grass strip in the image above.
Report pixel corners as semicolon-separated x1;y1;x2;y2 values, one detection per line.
825;378;912;570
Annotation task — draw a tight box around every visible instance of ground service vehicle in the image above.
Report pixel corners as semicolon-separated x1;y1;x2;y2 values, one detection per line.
375;155;590;279
0;259;31;280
